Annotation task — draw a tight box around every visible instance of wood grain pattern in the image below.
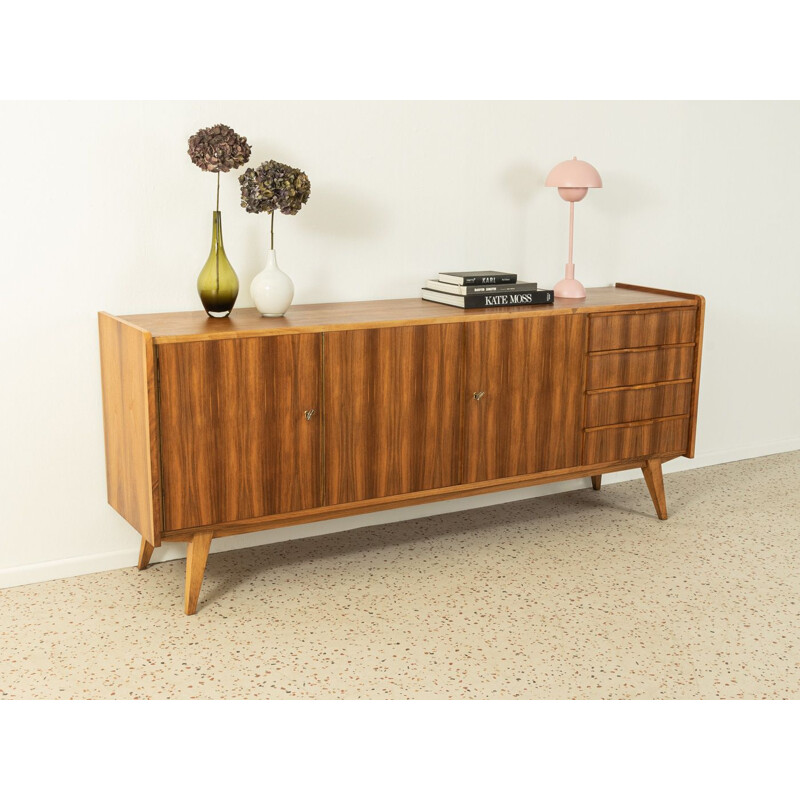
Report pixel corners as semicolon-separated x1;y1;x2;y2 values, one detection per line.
158;334;322;531
184;532;213;615
585;380;692;427
586;344;695;390
324;324;464;505
615;282;701;300
588;308;697;351
686;293;706;458
463;315;586;483
116;289;696;343
97;312;162;545
642;458;668;519
137;538;154;570
583;416;689;464
161;454;681;542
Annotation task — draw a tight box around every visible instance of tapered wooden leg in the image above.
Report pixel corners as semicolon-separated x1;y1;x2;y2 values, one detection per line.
137;538;154;570
591;474;602;491
184;532;213;616
642;458;668;520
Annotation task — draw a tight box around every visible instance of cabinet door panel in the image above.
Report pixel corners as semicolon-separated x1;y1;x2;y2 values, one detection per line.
464;315;585;483
158;334;322;531
324;324;464;505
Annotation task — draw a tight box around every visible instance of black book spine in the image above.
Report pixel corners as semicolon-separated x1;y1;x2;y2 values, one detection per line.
462;290;554;308
462;274;516;285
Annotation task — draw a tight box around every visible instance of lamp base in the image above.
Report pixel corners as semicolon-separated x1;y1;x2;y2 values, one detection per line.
553;277;586;299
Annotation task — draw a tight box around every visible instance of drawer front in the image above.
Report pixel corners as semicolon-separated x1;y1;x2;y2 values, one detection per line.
589;308;697;352
586;344;695;390
585;381;692;428
583;417;690;464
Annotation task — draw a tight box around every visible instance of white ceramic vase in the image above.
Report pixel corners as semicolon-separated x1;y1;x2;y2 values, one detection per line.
250;250;294;317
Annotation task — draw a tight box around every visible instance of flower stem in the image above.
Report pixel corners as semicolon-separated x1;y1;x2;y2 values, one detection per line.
270;211;275;250
216;171;220;213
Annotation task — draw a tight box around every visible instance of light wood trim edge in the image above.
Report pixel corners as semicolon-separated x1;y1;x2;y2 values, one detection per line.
101;313;152;335
588;342;696;357
146;329;163;544
588;308;697;320
98;312;162;547
159;453;686;542
583;413;690;434
686;293;705;458
586;378;693;395
614;282;700;301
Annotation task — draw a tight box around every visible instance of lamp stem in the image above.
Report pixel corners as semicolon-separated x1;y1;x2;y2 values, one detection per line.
568;200;575;270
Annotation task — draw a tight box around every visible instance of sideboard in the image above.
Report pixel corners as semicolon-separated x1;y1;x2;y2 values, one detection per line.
98;283;705;614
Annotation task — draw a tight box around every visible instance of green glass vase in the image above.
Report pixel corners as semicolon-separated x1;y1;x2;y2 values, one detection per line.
197;211;239;318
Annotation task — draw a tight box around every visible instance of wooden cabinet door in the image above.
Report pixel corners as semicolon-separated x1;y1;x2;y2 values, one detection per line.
463;315;585;483
157;334;322;531
324;324;464;505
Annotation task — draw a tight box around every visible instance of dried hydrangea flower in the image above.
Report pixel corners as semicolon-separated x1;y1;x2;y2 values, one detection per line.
188;124;251;173
239;160;311;215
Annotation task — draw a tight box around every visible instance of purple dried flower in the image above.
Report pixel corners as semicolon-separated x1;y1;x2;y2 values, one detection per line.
188;123;251;173
239;160;311;215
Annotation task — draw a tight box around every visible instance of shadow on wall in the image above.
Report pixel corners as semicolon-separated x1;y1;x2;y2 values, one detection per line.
594;170;663;282
594;169;657;216
298;184;387;239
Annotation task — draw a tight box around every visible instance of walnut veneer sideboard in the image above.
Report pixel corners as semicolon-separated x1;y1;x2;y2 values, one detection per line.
98;283;705;614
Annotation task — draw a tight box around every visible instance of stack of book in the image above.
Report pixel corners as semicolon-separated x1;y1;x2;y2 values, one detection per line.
421;271;553;308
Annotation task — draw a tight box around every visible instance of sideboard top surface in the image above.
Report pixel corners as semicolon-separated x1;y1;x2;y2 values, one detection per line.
111;285;700;343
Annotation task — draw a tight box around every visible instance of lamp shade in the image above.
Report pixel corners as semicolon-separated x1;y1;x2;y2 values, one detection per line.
545;157;602;189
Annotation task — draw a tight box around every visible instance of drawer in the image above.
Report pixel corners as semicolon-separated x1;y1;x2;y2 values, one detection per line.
585;380;692;428
586;344;695;390
583;416;690;464
589;308;697;352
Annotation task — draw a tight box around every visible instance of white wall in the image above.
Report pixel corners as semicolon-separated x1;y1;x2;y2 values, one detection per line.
2;101;799;586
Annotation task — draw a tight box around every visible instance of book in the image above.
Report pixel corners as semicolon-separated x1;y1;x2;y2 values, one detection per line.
426;279;538;296
437;270;517;286
421;288;554;308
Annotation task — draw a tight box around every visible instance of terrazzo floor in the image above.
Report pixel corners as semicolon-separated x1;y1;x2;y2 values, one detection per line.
2;451;799;700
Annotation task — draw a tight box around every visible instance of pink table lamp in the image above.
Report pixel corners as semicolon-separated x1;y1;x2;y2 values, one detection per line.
545;157;603;299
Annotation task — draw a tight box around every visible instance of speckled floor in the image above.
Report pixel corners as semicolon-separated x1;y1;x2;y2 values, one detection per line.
2;451;799;699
